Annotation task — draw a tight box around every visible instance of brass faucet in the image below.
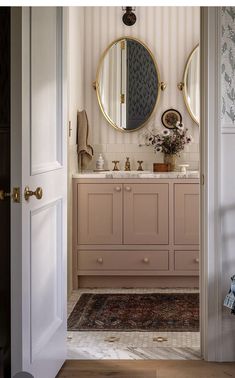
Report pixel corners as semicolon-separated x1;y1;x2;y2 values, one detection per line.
112;160;120;171
125;157;131;171
137;160;144;171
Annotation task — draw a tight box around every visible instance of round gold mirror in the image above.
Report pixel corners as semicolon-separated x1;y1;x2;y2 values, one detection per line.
179;44;199;125
95;37;161;132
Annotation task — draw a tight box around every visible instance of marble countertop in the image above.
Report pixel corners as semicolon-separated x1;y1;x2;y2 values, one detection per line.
72;170;200;179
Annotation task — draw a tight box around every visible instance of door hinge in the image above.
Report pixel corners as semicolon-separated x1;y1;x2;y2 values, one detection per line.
120;94;125;104
69;121;72;137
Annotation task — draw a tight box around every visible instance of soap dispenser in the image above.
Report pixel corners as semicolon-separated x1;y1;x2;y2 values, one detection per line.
96;153;104;171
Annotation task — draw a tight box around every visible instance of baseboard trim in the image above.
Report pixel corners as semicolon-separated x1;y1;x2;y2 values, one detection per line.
77;276;199;288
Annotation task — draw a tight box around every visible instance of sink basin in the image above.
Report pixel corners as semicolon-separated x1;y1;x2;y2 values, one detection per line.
105;170;151;178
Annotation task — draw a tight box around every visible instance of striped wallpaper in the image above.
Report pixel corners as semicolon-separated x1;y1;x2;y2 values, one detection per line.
81;7;200;170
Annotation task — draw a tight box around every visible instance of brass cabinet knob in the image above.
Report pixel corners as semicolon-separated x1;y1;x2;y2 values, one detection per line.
115;186;121;192
195;257;199;263
143;257;149;263
125;186;132;192
24;186;43;201
97;257;103;264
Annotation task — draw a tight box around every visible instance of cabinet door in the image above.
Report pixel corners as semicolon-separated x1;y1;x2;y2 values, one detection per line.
76;184;122;244
174;183;199;245
123;183;169;244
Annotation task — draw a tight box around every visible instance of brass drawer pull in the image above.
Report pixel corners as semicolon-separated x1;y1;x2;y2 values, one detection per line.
115;186;121;192
125;186;132;192
195;258;199;263
97;257;103;264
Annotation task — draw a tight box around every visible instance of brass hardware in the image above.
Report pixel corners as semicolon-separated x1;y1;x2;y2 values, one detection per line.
125;186;132;192
0;187;20;203
97;257;103;264
69;121;72;137
137;160;144;171
12;187;20;203
125;157;131;171
201;174;205;186
24;186;43;201
160;82;167;91
0;190;11;201
112;161;120;171
143;257;149;263
120;93;125;104
92;81;97;90
115;186;121;192
120;40;125;50
177;82;184;91
195;258;199;263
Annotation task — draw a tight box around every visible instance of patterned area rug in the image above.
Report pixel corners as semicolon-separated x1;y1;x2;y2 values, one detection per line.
68;293;199;332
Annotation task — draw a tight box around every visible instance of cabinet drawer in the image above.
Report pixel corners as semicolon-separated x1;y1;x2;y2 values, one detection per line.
77;250;169;271
174;250;199;271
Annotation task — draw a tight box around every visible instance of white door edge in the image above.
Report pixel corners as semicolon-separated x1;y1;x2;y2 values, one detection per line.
200;6;223;362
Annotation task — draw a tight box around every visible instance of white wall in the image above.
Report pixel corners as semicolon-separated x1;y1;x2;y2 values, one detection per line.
82;6;200;171
68;7;84;294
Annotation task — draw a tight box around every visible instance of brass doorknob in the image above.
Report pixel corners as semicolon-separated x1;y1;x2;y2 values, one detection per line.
24;186;43;201
0;187;20;203
0;190;11;201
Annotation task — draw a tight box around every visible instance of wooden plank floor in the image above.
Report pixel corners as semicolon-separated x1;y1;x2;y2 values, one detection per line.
57;360;235;378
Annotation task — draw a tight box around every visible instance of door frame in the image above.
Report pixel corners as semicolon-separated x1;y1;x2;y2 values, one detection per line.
66;6;225;362
200;6;223;361
10;6;228;372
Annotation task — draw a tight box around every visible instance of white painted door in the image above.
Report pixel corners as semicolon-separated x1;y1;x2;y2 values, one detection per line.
11;7;67;377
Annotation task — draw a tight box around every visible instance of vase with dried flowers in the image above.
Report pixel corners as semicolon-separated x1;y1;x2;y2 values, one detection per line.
140;122;193;171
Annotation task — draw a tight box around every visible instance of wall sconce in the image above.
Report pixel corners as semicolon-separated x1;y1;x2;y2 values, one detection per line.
122;7;136;26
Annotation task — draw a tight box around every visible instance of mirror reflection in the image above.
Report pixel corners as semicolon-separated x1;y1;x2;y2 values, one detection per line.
183;45;200;124
96;37;160;132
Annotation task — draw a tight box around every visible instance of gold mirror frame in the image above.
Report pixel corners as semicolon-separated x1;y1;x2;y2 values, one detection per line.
178;44;199;125
94;36;164;133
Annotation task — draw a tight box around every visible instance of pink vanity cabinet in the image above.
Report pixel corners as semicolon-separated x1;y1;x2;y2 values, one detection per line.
73;177;200;288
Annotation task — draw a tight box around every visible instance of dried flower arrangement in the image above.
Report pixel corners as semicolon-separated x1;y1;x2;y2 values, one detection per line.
140;122;193;156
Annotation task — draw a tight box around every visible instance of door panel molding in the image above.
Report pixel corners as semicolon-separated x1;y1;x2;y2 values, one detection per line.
30;198;63;363
30;7;63;176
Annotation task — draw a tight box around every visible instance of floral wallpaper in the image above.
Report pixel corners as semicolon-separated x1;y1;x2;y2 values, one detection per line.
221;7;235;126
